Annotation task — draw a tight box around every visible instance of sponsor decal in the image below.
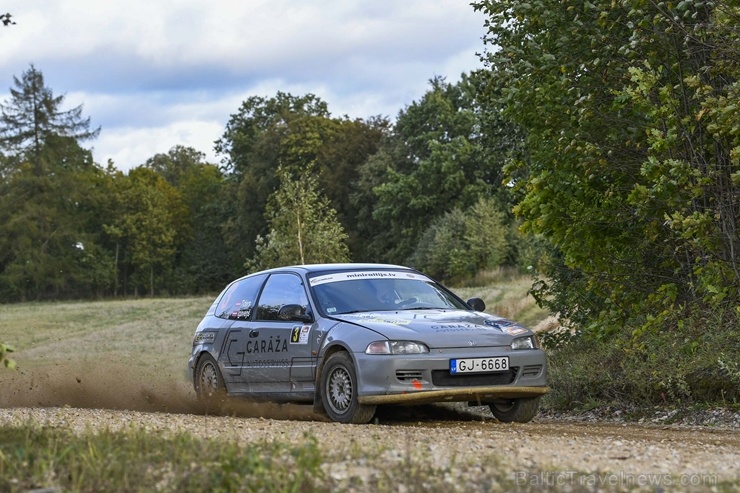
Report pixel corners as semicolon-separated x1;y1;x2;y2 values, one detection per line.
245;336;288;354
309;271;431;286
250;358;290;368
430;324;487;333
483;318;528;334
503;326;528;335
193;332;216;344
484;319;517;329
225;300;253;320
290;325;311;344
351;315;411;326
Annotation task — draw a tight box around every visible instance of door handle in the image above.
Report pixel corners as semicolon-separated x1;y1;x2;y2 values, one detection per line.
249;330;259;338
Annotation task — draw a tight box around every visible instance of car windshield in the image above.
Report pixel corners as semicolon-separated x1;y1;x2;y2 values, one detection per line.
309;271;469;315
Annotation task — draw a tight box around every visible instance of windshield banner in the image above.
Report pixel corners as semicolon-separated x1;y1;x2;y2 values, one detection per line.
309;271;431;286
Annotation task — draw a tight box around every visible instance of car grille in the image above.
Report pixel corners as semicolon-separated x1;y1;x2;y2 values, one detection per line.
396;370;424;382
431;368;518;387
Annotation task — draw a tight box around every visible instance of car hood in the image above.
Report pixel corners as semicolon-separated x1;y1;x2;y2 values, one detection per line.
331;309;531;349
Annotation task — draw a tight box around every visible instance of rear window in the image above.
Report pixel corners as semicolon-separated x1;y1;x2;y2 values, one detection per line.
215;274;267;320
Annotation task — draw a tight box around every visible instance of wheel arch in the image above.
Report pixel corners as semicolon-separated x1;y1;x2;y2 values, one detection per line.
191;348;220;384
313;342;353;413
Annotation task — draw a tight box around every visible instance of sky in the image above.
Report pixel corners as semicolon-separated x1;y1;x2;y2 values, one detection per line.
0;1;488;172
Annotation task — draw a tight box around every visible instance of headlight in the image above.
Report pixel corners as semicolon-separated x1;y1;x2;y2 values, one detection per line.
511;336;537;350
366;341;430;354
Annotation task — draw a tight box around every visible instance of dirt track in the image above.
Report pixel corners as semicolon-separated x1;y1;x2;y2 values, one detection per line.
1;362;739;491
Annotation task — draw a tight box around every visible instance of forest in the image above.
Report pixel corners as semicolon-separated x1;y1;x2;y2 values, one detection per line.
1;0;738;380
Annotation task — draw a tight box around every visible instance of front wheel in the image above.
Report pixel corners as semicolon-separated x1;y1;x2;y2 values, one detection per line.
320;352;376;424
489;396;541;423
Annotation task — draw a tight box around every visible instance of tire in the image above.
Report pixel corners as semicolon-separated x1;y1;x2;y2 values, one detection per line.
489;396;541;423
320;352;376;424
194;354;227;411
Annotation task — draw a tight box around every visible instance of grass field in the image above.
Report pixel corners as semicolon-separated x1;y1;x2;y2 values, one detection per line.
0;273;550;412
0;297;211;412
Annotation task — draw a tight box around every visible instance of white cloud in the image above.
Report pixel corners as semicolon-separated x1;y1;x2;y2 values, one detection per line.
94;120;226;170
0;0;487;171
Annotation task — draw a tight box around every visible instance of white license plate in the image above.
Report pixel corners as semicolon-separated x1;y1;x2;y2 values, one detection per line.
450;357;509;374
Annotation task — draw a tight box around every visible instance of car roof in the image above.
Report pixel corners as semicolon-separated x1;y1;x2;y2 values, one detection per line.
260;263;414;275
228;263;421;286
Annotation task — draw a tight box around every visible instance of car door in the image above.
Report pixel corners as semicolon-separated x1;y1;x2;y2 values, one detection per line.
249;272;315;394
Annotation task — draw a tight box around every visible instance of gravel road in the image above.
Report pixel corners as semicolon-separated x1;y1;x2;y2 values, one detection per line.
1;405;738;492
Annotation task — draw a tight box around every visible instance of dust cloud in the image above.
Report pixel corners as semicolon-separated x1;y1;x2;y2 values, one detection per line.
0;361;318;420
0;361;487;423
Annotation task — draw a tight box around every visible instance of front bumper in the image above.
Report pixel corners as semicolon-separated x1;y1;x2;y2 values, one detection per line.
358;385;549;405
352;346;548;405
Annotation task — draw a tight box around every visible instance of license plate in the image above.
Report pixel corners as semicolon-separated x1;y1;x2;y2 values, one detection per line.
450;357;509;374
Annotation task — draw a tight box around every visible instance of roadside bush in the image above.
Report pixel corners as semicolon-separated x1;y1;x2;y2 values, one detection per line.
544;307;740;411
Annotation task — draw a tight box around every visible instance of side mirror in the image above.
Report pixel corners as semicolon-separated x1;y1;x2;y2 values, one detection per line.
278;304;312;323
467;297;486;312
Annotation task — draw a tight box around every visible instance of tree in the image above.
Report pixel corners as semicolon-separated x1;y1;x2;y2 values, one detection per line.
145;144;206;187
409;197;509;282
145;145;233;293
473;0;740;333
0;136;113;301
0;67;110;301
0;65;99;167
215;92;384;263
247;165;350;271
356;74;513;264
215;93;332;263
103;167;188;297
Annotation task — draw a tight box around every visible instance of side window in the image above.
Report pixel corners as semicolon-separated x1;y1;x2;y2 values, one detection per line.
215;274;267;320
255;273;309;321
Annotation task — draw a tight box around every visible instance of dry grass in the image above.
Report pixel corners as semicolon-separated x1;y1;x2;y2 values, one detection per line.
449;270;553;329
0;297;210;369
0;297;212;412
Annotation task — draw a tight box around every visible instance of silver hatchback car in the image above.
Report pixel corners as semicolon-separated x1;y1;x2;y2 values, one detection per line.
188;263;548;423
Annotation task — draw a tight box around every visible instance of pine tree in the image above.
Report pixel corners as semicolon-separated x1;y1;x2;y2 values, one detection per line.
0;66;108;301
0;65;99;169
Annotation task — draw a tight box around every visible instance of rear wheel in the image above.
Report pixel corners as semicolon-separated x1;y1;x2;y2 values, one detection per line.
194;354;226;411
489;396;541;423
321;352;376;424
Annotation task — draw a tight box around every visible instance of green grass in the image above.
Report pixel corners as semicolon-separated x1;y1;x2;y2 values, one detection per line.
0;423;327;493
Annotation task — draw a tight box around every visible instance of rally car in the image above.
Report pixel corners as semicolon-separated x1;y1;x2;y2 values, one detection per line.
188;263;548;423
